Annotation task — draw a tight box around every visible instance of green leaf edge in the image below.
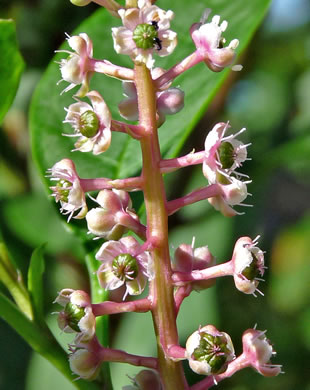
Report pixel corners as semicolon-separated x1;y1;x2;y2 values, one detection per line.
0;19;25;125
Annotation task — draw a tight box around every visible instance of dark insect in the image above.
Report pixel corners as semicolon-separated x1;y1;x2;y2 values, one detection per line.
151;20;159;30
150;21;162;51
154;37;162;51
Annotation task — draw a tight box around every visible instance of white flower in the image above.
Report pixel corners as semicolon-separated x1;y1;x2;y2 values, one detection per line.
54;289;96;343
202;122;251;216
190;9;242;72
203;122;248;184
186;324;235;375
242;329;282;377
64;90;112;155
57;33;93;97
231;236;265;296
112;0;177;68
96;236;152;299
47;159;87;221
209;177;249;217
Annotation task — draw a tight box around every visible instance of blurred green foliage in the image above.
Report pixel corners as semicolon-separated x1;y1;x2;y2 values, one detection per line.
0;0;309;389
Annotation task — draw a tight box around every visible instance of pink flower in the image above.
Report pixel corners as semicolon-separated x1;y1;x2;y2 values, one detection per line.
96;236;152;299
203;122;248;184
47;159;87;221
57;33;93;97
242;329;282;377
86;189;139;240
231;236;265;296
190;9;242;72
64;90;112;155
186;324;235;375
54;289;96;343
112;0;177;68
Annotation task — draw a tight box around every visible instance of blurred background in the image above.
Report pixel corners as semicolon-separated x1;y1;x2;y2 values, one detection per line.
0;0;309;389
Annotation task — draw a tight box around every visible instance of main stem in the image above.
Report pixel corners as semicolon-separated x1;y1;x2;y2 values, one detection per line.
135;63;187;390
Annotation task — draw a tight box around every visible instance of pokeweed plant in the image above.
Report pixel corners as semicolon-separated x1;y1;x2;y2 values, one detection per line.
0;0;283;389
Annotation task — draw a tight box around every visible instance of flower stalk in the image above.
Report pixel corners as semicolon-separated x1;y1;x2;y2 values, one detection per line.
135;62;188;389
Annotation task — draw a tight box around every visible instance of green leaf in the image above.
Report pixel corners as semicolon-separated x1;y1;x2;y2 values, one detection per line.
0;19;24;124
30;0;272;190
27;245;46;321
0;241;33;320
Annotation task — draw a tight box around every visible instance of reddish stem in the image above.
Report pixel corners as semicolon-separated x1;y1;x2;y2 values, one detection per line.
172;261;233;285
160;151;205;173
166;184;220;215
80;176;142;192
90;58;134;80
190;354;249;390
92;298;151;316
154;51;203;89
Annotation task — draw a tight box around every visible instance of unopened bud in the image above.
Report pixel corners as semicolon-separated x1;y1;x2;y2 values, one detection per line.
123;369;162;390
69;348;101;380
157;88;184;116
70;0;91;6
86;189;132;240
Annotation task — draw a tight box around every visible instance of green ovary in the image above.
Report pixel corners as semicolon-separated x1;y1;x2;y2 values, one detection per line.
56;179;71;202
112;253;139;281
242;253;259;280
193;332;230;374
133;23;158;49
218;141;235;169
65;302;85;332
80;110;99;138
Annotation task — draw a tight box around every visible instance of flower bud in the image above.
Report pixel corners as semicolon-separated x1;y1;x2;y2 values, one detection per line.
69;348;101;380
186;325;235;375
54;289;96;343
231;236;265;295
174;243;216;290
123;369;162;390
86;189;133;240
70;0;91;6
157;88;184;115
242;329;282;377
